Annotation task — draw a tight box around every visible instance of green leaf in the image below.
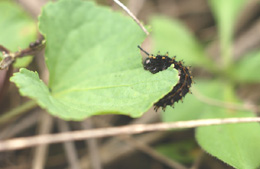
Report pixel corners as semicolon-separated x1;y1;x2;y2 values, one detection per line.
12;66;178;120
209;0;246;67
193;81;260;169
150;17;212;69
231;51;260;83
11;0;179;120
0;1;37;67
163;79;260;168
196;111;260;169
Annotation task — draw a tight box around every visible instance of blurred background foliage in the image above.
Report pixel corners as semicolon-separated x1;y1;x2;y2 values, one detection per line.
149;0;260;168
0;0;260;169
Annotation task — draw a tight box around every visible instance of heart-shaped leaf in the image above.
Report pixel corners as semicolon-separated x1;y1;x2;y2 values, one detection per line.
11;0;179;120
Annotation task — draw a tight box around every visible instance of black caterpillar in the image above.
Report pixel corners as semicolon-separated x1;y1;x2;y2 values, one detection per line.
138;46;193;111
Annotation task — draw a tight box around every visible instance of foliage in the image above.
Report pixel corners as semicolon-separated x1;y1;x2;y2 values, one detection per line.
11;0;179;120
152;1;260;168
2;0;260;168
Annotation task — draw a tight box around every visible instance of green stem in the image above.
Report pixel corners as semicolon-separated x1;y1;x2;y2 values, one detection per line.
0;100;37;125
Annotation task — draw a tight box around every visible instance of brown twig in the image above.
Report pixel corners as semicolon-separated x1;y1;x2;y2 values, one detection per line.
0;37;45;70
1;117;260;152
0;45;10;53
80;127;167;168
93;118;186;169
113;0;149;35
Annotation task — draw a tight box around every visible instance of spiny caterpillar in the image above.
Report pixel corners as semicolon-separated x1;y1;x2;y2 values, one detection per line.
138;46;193;111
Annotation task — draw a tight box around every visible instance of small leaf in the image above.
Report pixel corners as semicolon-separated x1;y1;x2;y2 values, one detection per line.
11;0;179;120
231;51;260;83
150;17;211;68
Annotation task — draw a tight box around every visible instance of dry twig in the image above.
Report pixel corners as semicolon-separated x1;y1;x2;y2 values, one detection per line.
92;118;186;169
1;117;260;152
113;0;149;35
80;128;167;168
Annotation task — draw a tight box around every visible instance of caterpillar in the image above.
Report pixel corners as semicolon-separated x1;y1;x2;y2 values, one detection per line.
138;46;193;111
